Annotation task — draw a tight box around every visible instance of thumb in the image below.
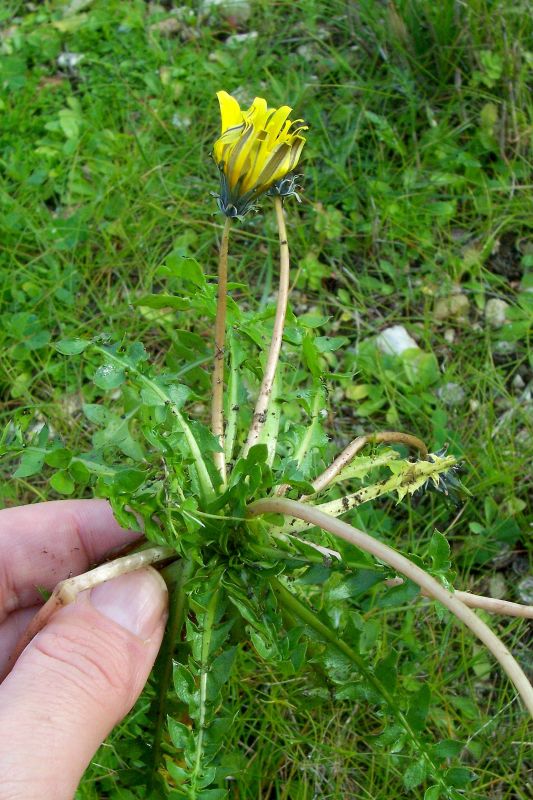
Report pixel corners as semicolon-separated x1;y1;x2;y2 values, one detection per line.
0;568;168;800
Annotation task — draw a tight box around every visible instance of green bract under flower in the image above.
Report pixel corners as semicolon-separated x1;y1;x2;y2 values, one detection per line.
213;90;307;217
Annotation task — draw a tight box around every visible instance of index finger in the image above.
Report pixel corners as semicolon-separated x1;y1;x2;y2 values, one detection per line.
0;499;140;620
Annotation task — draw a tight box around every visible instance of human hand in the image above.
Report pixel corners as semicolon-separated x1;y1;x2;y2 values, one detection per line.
0;499;169;800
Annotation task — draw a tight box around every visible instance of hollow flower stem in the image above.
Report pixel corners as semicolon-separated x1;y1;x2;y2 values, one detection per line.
243;196;290;455
211;216;232;484
247;497;533;717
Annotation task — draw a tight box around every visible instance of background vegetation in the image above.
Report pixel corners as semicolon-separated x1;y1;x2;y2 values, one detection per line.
0;1;531;797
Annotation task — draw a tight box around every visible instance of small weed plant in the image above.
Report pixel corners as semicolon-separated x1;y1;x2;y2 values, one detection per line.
2;89;532;800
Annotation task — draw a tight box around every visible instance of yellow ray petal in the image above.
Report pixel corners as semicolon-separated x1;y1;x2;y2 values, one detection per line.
264;105;293;146
227;125;256;191
213;90;307;215
251;143;292;193
213;124;244;165
216;91;244;134
240;132;271;193
287;136;306;169
269;137;305;186
246;97;269;129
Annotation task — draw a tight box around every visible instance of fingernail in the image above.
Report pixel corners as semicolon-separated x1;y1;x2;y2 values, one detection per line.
90;568;168;639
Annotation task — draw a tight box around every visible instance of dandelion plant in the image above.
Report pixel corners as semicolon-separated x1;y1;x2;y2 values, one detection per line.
3;90;532;800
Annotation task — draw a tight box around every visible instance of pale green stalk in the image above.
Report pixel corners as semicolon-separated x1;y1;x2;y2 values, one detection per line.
224;333;240;463
255;367;281;465
94;345;215;500
192;587;220;785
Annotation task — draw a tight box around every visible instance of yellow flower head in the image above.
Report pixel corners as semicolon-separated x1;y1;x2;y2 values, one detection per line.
213;91;307;217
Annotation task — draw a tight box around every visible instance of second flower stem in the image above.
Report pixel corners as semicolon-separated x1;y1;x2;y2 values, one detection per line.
244;196;290;455
211;216;232;484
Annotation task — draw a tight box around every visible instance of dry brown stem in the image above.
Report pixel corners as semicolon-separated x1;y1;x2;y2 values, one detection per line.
211;217;232;483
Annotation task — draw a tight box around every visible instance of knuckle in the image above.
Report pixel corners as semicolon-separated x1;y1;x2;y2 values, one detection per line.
32;620;138;711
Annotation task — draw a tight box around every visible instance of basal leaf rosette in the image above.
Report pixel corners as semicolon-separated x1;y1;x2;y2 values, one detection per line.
213;90;307;217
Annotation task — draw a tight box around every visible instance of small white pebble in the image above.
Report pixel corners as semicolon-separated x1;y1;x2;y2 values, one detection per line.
437;382;466;406
225;31;258;46
376;325;419;356
57;51;84;69
171;112;191;129
485;298;509;328
444;328;455;344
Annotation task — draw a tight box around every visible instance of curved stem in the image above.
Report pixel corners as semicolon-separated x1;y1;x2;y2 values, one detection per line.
247;497;533;717
385;577;533;619
211;217;232;484
300;430;428;498
243;196;290;455
3;546;175;680
455;591;533;618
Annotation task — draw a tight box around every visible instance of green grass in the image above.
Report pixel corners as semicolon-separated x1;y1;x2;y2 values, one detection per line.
1;0;532;797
